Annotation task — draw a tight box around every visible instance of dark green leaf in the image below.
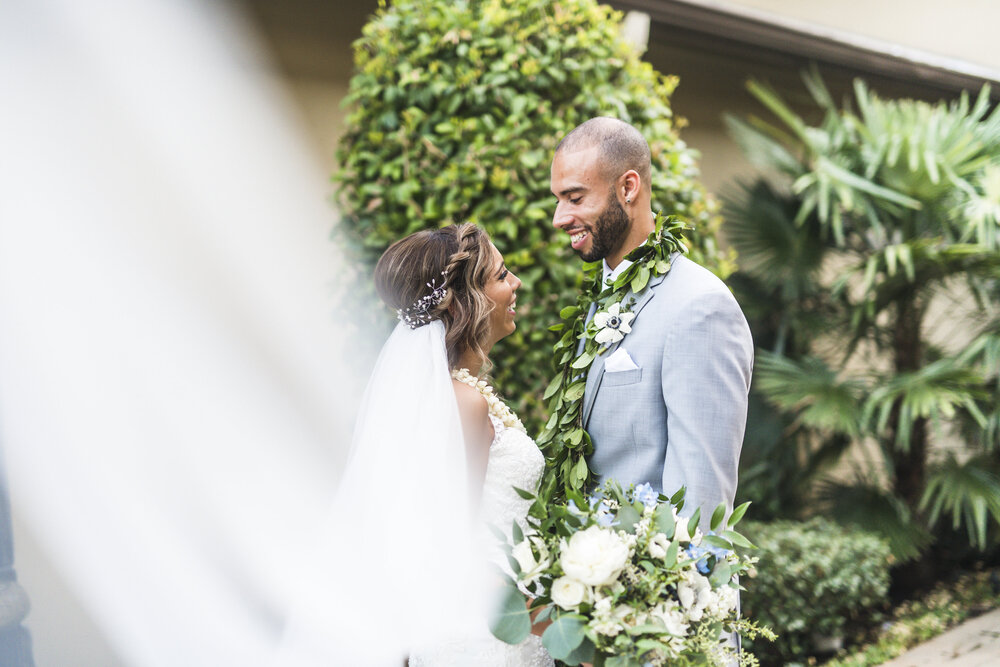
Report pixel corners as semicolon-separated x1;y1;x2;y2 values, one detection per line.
687;508;701;538
727;501;750;528
513;486;536;501
710;503;727;532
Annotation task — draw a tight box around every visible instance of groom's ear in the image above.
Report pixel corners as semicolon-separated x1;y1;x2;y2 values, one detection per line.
618;169;641;203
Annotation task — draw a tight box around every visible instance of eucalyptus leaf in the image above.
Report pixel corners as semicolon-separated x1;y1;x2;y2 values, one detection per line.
563;637;596;666
616;501;641;534
489;583;531;645
542;614;587;660
511;520;524;545
653;504;676;538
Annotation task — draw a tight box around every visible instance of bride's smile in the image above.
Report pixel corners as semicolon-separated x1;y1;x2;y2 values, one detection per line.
484;243;522;347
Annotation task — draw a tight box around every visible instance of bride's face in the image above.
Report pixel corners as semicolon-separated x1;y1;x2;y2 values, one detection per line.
483;243;521;347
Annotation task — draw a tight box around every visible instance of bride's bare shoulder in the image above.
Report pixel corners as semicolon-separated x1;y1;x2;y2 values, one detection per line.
452;379;488;422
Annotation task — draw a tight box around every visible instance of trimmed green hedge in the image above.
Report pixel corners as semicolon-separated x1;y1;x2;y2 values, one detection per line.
335;0;731;430
742;518;893;666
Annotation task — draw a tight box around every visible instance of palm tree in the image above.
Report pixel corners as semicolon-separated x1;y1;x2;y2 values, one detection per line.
725;70;1000;577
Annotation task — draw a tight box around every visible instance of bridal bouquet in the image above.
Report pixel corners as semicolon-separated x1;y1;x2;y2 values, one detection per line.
491;482;773;666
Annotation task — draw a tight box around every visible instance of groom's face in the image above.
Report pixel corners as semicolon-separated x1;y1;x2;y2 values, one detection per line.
550;145;631;263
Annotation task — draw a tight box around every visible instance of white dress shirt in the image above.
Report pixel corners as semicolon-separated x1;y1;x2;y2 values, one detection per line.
602;256;633;288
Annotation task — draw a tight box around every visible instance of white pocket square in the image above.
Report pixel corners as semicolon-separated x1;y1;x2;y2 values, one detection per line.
605;347;639;372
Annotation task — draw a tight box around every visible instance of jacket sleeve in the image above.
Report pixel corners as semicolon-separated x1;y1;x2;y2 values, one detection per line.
660;285;753;529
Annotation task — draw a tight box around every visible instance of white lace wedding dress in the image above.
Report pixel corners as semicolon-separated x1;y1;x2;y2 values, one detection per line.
409;412;555;667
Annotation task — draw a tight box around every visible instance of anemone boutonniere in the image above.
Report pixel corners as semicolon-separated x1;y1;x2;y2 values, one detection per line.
593;300;636;346
534;214;689;503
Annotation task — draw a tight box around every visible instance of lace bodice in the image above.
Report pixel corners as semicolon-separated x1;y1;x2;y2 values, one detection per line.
409;403;553;667
480;414;545;546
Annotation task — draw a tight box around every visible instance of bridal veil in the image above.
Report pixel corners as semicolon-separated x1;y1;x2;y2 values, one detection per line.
276;320;491;665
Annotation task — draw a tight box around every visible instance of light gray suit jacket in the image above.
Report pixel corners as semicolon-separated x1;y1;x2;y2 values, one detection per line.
583;253;753;526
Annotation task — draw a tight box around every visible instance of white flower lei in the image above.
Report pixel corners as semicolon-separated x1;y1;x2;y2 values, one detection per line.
451;368;526;433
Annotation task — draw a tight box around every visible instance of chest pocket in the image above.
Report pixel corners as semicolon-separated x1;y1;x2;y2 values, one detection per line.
601;367;642;387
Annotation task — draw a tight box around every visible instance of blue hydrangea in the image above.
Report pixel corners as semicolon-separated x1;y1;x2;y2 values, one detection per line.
596;509;619;527
685;535;734;574
685;545;713;574
634;482;658;508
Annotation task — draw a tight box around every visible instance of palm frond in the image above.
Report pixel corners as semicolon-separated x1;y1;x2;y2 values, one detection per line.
815;479;931;561
722;181;830;299
755;352;864;437
723;114;803;177
863;360;987;451
835;243;1000;340
920;454;1000;550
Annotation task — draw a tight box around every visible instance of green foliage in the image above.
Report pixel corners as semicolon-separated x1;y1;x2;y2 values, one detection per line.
742;518;892;666
335;0;730;430
490;581;532;644
726;70;1000;569
824;567;1000;666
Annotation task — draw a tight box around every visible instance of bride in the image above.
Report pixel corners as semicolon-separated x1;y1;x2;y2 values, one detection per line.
276;223;554;666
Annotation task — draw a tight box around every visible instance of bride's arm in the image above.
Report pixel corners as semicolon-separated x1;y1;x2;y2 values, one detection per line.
452;380;494;499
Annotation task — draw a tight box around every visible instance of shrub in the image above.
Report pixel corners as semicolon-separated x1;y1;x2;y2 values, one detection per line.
742;517;893;665
825;567;1000;666
335;0;731;430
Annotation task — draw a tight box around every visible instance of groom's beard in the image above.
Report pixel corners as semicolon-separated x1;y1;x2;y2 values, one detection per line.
581;191;631;263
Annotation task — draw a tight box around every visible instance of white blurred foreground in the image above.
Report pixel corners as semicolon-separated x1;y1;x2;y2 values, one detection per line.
0;1;371;664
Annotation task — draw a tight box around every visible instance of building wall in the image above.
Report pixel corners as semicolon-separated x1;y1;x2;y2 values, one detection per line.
725;0;1000;72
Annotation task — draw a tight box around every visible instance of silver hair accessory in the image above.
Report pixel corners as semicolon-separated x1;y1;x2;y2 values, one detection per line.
397;271;448;329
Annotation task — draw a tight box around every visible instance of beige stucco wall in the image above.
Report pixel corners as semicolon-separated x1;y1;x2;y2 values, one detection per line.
724;0;1000;72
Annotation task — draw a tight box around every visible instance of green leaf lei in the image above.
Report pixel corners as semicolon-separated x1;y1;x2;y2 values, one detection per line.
535;214;689;504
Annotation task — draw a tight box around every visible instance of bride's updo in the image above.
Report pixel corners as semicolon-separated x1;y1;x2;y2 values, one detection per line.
374;223;497;371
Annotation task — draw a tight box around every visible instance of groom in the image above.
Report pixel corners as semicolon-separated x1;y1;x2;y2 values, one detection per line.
550;117;753;526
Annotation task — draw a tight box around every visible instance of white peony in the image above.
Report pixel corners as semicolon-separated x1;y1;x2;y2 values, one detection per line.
560;525;630;587
551;576;589;610
511;535;550;584
648;532;671;559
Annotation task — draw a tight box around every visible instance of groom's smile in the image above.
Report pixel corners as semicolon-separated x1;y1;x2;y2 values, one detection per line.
550;145;633;264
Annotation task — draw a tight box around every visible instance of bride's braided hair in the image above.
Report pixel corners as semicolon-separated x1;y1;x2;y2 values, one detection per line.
374;223;497;372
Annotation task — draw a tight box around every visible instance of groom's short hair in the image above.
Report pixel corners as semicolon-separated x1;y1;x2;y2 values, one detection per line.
555;117;651;187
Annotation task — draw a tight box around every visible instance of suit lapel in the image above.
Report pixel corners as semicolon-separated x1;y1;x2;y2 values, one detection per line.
582;272;668;427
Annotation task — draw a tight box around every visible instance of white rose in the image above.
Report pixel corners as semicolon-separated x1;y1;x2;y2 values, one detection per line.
560;525;630;587
511;536;549;583
648;532;670;559
551;576;589;610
